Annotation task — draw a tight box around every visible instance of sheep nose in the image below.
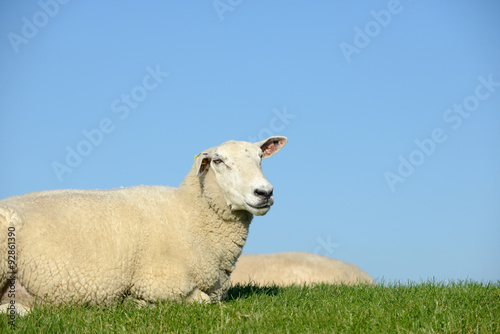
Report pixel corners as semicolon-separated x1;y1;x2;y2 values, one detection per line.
254;187;273;199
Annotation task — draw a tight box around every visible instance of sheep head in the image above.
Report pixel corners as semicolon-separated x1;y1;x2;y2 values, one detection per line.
195;136;287;216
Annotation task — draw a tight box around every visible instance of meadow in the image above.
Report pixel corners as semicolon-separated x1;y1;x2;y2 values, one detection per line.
1;281;498;333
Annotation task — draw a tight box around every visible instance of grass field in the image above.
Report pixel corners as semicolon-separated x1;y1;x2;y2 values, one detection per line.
1;281;498;333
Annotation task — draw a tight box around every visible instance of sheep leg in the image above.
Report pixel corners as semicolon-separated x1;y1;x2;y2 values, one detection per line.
0;279;33;316
186;288;211;303
0;303;30;316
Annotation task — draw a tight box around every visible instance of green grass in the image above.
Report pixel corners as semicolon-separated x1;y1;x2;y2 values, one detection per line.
1;281;499;333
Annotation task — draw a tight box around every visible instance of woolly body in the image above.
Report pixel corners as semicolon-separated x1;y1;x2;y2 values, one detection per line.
231;252;375;286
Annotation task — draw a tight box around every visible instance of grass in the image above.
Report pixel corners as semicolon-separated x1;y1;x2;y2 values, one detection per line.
1;281;498;333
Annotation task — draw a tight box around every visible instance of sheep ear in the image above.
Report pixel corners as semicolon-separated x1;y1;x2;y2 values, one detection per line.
256;136;288;158
195;152;211;176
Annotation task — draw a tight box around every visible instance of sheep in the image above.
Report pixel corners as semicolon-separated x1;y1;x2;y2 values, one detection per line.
0;136;288;314
231;252;375;286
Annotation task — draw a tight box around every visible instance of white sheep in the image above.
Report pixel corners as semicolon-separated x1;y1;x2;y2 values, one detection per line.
0;136;288;314
231;252;375;286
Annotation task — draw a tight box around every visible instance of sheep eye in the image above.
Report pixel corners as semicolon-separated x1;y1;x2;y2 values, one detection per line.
213;159;223;165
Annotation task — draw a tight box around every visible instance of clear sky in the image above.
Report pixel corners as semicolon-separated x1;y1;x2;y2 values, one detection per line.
1;1;499;283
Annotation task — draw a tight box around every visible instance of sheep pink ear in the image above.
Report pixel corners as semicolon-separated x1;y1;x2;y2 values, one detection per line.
195;152;211;176
256;136;288;158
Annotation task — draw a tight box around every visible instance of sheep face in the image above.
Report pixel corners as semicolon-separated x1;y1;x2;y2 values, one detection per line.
196;136;287;216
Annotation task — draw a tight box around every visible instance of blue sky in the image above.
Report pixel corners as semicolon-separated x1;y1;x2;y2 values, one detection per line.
1;1;499;283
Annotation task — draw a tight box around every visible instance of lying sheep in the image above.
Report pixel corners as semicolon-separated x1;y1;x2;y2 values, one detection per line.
231;252;375;286
0;136;287;313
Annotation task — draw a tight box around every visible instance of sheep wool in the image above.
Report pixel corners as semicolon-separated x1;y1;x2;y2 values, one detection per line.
231;252;375;286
